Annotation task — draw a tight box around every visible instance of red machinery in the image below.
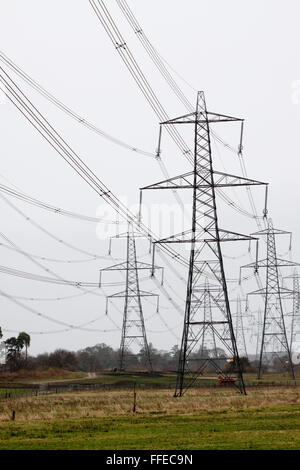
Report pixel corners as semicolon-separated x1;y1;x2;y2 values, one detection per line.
219;376;236;386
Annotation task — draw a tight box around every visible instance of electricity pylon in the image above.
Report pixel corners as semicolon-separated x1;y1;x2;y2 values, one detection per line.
99;227;162;372
232;297;249;359
283;271;300;353
247;306;262;361
199;280;219;359
254;308;263;361
241;220;299;379
140;91;267;396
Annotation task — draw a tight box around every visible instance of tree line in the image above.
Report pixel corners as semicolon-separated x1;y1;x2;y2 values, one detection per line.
0;329;254;373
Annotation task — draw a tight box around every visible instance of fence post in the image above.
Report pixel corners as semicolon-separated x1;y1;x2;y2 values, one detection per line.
133;382;137;413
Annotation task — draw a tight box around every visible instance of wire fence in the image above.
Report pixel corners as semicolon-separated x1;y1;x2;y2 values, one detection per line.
1;378;299;400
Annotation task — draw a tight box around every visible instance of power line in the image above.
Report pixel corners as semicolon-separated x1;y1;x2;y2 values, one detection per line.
0;180;119;225
115;0;267;224
116;0;194;112
0;65;194;273
0;263;129;288
0;287;118;332
89;0;193;163
0;50;262;223
0;50;155;158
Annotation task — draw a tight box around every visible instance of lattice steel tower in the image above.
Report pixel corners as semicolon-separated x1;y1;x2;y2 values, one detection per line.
283;271;300;353
232;297;249;359
289;273;300;353
141;91;267;396
199;280;219;359
99;227;162;372
242;220;299;379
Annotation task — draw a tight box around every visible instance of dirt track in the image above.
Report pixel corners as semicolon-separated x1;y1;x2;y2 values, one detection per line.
28;372;97;385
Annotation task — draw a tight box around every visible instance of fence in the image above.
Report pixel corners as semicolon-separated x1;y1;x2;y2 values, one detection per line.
0;378;299;400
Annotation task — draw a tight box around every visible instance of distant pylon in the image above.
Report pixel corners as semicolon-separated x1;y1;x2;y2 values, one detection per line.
283;270;300;353
241;219;299;379
140;91;267;396
232;297;249;359
199;280;219;358
255;308;263;362
290;273;300;353
99;226;163;372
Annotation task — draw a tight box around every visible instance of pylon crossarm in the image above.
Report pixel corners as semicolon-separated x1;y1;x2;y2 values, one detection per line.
239;258;299;274
154;228;257;246
276;259;300;267
153;229;195;245
161;111;243;125
205;229;257;243
104;261;162;272
110;231;147;240
140;171;266;191
243;258;300;270
247;287;295;296
252;228;292;237
213;171;267;187
201;111;243;123
161;111;196;125
108;230;151;256
100;262;128;272
283;273;300;280
140;171;194;190
134;261;162;270
240;259;267;270
108;290;158;299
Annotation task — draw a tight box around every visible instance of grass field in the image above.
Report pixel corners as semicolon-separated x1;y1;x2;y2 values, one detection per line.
0;388;34;398
1;369;299;388
0;368;86;384
0;385;300;449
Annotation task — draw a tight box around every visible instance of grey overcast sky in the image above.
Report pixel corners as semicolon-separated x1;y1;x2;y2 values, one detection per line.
0;0;299;356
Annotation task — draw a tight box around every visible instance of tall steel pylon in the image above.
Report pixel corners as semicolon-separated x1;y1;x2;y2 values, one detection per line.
99;227;162;372
242;220;299;379
140;91;267;396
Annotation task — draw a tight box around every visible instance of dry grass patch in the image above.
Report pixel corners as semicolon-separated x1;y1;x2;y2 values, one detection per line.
0;385;299;422
0;368;84;383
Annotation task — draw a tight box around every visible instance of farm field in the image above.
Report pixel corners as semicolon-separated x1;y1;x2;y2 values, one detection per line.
1;369;299;387
0;385;300;450
0;368;86;384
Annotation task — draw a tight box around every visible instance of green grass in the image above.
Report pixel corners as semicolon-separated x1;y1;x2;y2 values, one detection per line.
0;388;34;398
1;404;300;450
0;368;86;384
87;372;177;386
1;369;299;389
51;371;300;387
